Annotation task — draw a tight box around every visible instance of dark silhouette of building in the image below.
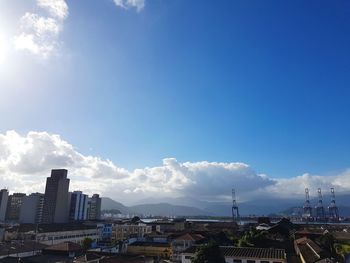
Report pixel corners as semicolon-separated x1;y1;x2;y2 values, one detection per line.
42;169;70;223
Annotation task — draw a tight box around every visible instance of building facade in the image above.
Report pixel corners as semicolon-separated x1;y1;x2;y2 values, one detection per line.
87;194;101;220
112;223;152;242
19;193;45;224
42;169;70;223
35;228;100;245
5;193;26;221
69;191;88;221
0;189;9;222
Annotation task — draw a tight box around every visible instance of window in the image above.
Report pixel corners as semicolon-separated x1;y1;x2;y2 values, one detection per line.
261;261;269;263
234;260;242;263
247;260;255;263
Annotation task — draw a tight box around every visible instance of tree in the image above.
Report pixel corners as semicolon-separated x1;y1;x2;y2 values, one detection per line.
82;237;93;250
192;242;225;263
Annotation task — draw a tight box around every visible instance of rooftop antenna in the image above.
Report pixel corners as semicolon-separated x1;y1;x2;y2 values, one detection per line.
232;189;240;222
315;188;325;221
328;188;339;222
303;188;313;220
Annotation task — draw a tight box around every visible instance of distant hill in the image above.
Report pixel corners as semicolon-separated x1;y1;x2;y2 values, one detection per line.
101;194;350;217
102;197;209;217
129;203;209;217
101;197;132;214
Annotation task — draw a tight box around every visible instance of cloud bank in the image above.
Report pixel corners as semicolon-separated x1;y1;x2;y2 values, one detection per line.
0;131;349;204
113;0;145;12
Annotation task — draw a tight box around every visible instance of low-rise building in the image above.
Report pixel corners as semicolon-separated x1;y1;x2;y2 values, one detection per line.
36;227;100;245
6;224;101;246
181;246;287;263
294;237;331;263
112;223;152;242
171;233;205;262
127;241;172;259
0;241;47;259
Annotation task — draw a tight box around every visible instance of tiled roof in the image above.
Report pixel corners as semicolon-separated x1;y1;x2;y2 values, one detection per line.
128;242;170;247
295;237;323;254
221;247;286;259
100;255;154;263
75;254;104;262
183;246;286;260
174;233;205;241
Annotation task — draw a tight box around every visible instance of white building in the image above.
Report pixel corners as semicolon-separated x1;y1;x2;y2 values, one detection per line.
69;191;88;221
35;227;100;245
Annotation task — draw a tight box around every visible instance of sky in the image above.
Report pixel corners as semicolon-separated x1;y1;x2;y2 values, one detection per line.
0;0;349;205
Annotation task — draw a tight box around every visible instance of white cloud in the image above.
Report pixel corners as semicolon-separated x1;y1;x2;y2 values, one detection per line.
0;130;349;205
113;0;145;12
37;0;69;20
13;0;68;58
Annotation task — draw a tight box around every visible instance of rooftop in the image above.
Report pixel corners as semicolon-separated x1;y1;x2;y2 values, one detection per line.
128;242;170;248
183;246;286;260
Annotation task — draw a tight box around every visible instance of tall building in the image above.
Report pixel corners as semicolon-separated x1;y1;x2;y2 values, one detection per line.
42;169;70;223
19;193;45;224
87;194;101;220
0;189;9;222
69;191;88;221
5;193;26;221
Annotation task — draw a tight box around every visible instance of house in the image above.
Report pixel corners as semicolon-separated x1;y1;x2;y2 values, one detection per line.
43;242;83;258
294;237;331;263
171;233;205;262
127;241;172;259
0;241;47;259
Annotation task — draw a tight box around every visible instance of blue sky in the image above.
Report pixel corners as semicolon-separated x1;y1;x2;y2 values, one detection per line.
0;0;350;202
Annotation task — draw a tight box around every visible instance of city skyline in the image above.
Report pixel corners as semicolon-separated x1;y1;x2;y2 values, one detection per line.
0;1;350;204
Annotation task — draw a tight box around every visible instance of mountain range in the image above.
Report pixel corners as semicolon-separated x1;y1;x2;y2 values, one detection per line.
101;194;350;217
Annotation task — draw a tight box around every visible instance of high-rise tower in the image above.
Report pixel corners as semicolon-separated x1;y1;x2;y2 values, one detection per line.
0;189;9;222
42;169;70;223
5;193;26;221
87;194;101;220
69;191;88;221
